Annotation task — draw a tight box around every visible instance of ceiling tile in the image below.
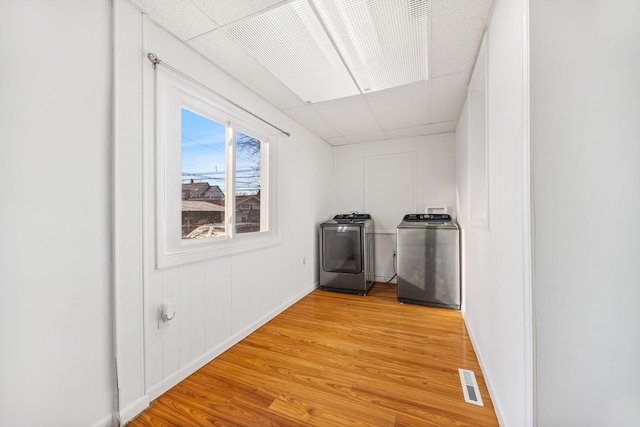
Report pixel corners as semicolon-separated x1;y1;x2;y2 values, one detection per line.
344;130;388;144
384;124;431;140
283;105;340;138
364;80;429;130
428;120;457;134
191;0;288;26
224;0;360;103
187;29;305;110
429;0;493;77
310;95;382;136
428;70;470;123
325;136;350;145
130;0;218;41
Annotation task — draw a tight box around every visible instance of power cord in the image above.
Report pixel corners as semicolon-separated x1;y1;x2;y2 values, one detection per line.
385;251;397;284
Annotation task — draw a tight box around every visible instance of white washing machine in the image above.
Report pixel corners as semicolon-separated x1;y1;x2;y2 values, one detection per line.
396;213;460;309
319;213;375;295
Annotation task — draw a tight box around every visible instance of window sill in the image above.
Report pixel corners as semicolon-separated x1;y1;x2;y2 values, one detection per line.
156;232;280;269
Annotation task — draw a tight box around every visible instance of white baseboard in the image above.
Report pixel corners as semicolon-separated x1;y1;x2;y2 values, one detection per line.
463;316;507;427
119;394;151;425
147;283;317;401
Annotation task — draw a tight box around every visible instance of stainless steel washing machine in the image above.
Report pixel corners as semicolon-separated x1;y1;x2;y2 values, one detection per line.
319;213;375;295
396;214;460;309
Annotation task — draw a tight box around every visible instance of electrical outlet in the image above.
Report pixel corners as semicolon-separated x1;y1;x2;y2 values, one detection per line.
158;303;176;329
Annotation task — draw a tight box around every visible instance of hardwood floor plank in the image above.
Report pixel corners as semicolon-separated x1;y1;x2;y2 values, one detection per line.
128;283;498;426
205;358;397;425
268;395;396;427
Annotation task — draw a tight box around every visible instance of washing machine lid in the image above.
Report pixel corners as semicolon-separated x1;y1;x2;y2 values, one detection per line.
403;213;451;222
398;213;457;229
333;213;371;223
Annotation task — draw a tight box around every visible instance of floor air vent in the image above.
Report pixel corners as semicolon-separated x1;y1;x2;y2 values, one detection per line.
458;369;484;406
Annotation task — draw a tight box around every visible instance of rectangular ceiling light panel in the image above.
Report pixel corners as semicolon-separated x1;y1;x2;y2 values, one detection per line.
225;0;429;103
225;1;360;103
312;0;429;93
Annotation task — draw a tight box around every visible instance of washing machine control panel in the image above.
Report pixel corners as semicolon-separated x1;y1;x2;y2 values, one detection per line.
403;213;452;222
333;213;371;222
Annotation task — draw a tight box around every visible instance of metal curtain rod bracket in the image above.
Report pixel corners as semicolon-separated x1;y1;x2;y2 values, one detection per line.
147;52;160;69
146;52;291;137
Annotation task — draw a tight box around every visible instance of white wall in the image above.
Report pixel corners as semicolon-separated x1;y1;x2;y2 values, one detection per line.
0;1;115;426
333;134;456;282
530;1;640;424
455;0;532;425
113;3;334;421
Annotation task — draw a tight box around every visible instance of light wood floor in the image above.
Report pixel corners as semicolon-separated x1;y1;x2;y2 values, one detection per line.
129;283;498;426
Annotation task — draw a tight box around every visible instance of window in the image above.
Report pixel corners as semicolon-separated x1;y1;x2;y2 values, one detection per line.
181;109;227;238
180;111;264;239
155;67;277;267
234;130;262;234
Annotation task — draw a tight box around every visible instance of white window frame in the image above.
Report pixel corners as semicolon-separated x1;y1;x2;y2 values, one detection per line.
155;67;278;268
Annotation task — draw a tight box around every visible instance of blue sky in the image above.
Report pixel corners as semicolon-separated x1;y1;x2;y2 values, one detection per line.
181;108;261;194
181;108;226;185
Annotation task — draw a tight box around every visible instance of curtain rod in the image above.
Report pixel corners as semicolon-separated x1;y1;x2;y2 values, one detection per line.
146;53;291;137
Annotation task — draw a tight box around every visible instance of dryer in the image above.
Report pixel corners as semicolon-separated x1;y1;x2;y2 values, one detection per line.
319;213;375;295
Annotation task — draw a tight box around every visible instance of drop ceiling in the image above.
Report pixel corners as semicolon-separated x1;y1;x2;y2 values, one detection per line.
128;0;494;145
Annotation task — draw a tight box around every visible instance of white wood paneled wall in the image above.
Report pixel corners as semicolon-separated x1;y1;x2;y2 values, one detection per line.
141;18;331;399
114;1;334;421
455;0;532;425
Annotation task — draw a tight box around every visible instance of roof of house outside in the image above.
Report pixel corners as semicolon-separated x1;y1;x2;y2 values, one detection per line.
236;195;260;206
182;182;225;200
182;201;225;212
